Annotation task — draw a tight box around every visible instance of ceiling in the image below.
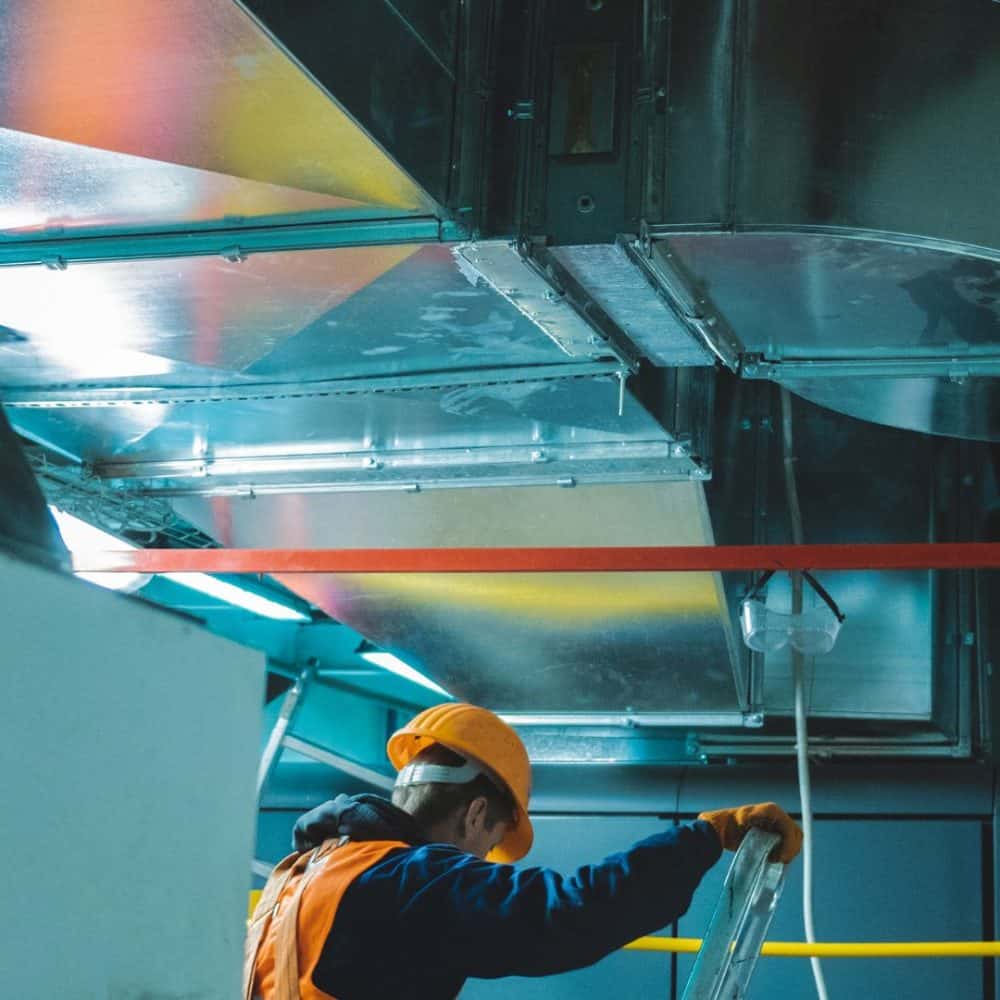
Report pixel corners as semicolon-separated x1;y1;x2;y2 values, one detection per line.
0;0;995;760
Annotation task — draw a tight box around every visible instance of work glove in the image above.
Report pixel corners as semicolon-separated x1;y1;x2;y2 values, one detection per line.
697;802;803;864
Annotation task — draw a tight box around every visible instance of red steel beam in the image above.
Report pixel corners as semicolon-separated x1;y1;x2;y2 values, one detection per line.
72;542;1000;574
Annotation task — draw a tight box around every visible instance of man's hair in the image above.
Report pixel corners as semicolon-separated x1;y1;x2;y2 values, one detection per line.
391;743;515;833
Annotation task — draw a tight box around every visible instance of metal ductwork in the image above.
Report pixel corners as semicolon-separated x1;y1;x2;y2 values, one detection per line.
0;0;992;759
466;0;1000;440
172;482;749;728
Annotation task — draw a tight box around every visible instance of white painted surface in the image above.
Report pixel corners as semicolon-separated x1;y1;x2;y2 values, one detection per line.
0;553;264;999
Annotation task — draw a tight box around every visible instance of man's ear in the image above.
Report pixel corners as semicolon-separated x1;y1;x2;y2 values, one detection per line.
464;796;490;833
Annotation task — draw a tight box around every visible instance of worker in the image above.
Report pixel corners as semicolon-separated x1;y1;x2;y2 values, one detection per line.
245;702;802;1000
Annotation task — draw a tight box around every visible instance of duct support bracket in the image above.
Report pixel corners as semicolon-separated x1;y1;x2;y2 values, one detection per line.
0;216;467;268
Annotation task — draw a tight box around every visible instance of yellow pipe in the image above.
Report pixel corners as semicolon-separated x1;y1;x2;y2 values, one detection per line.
625;936;1000;958
249;891;1000;958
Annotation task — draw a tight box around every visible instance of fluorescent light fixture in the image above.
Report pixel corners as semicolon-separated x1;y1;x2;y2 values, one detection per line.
160;572;308;622
50;506;309;621
357;646;451;697
49;506;148;592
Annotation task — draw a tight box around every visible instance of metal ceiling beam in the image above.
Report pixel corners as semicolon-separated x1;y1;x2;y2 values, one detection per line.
71;542;1000;575
0;217;464;268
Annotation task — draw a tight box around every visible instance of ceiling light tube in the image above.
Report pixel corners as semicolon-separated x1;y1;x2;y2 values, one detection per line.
160;572;309;622
356;642;451;697
50;506;308;621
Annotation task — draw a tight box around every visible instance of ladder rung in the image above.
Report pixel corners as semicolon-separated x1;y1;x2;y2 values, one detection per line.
281;735;395;791
251;859;274;879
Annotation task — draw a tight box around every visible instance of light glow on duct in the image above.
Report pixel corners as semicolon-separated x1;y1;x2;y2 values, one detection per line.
357;645;451;697
50;506;309;621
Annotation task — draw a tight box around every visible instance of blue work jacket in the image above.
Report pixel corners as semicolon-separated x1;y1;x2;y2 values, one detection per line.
285;795;722;999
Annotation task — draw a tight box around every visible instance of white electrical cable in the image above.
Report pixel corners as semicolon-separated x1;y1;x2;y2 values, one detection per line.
792;643;829;1000
781;388;830;1000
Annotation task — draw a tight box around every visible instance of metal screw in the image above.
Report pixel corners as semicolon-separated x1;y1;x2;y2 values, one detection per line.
506;100;534;120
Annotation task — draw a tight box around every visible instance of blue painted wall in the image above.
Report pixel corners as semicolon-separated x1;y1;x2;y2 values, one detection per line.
256;764;995;999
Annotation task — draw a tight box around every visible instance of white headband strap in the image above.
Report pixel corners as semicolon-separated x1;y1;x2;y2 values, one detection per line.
395;760;482;788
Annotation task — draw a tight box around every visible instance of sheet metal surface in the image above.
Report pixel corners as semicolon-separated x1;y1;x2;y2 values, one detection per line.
0;127;365;236
173;483;746;717
732;0;1000;249
0;244;579;385
654;0;1000;249
8;374;679;488
785;376;999;442
659;233;1000;439
0;0;435;229
759;571;933;720
661;236;1000;361
240;0;462;207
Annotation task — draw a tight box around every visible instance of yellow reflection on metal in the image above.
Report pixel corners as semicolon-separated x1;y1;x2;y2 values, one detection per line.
2;0;433;212
341;572;723;621
213;28;433;210
625;936;1000;958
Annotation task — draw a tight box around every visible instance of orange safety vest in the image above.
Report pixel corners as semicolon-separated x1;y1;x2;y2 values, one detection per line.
244;837;409;1000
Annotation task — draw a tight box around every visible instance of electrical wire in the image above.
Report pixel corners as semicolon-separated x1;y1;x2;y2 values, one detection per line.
781;387;830;1000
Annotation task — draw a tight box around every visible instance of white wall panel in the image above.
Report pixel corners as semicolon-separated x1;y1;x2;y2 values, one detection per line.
0;553;264;999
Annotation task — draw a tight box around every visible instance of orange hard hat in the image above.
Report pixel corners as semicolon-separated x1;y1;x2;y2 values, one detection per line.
387;703;533;863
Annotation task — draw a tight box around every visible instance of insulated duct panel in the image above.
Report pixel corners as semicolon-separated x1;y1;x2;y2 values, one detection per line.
549;243;715;366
